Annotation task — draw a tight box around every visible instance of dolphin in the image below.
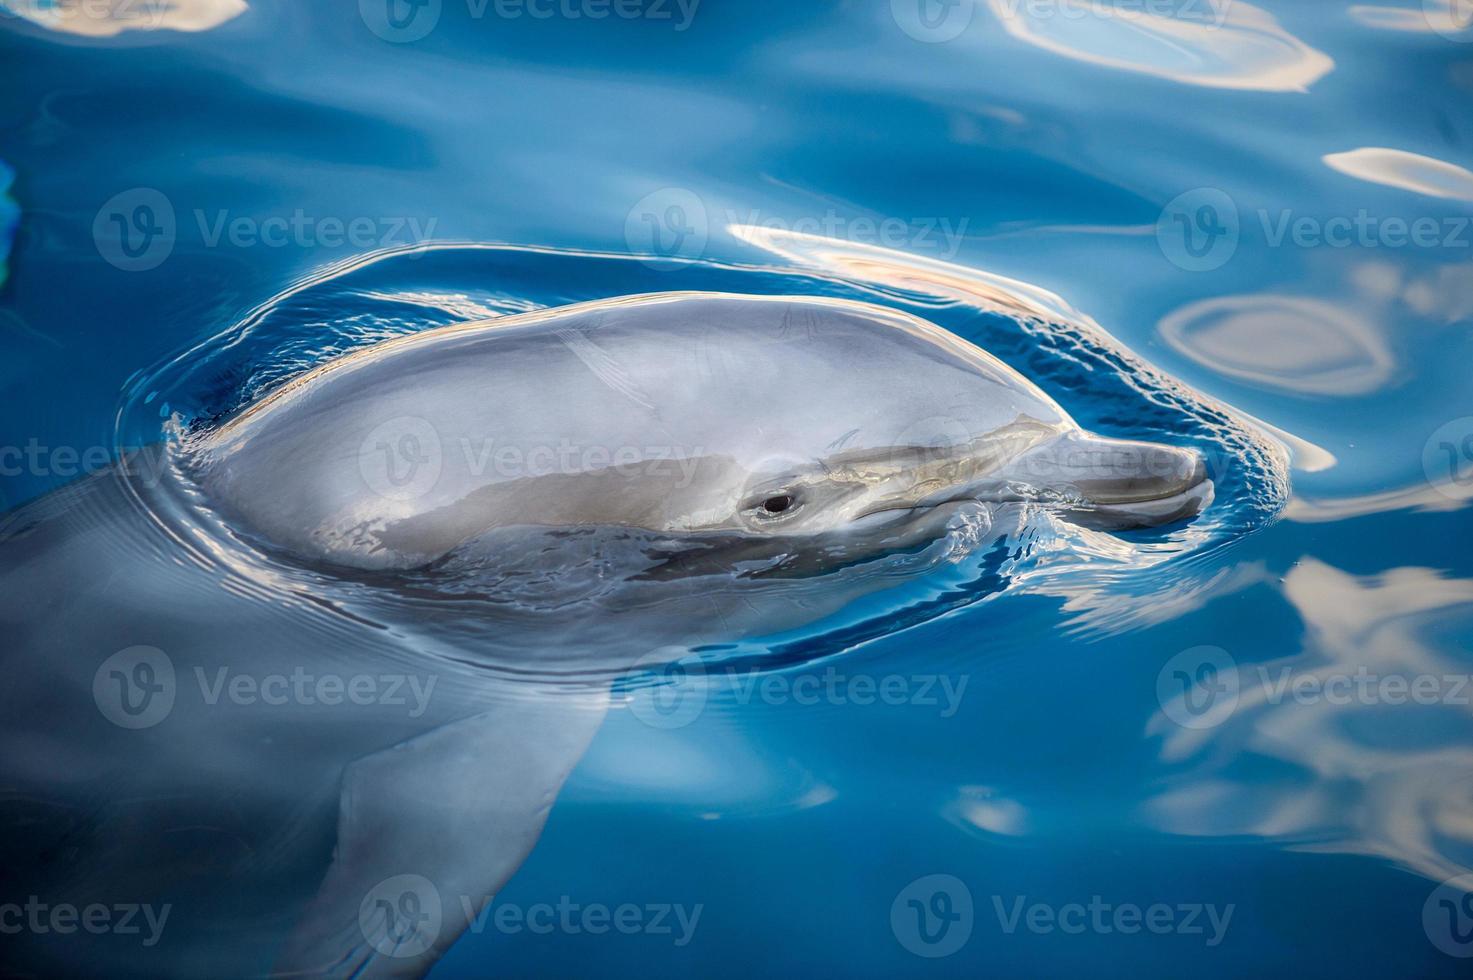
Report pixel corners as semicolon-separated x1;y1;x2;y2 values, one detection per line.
191;291;1211;570
0;292;1211;978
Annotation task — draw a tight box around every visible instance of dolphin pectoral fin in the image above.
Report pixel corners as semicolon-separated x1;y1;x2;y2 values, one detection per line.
273;690;610;979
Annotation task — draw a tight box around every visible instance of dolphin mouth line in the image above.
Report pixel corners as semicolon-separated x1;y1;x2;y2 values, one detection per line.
1045;474;1216;530
1076;473;1214;510
871;471;1215;531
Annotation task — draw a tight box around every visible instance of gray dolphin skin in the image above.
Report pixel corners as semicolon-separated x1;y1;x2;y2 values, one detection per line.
0;292;1211;979
194;292;1211;571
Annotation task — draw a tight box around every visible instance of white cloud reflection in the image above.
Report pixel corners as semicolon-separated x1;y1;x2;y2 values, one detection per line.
985;0;1333;91
1145;558;1473;882
1286;481;1473;523
945;784;1032;837
1348;2;1473;37
1158;294;1397;396
1;0;245;37
1324;147;1473;202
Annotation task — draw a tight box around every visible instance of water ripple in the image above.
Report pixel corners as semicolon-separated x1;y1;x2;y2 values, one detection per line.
116;240;1286;676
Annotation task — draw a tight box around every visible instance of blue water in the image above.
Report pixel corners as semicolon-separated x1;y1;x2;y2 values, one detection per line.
4;2;1473;977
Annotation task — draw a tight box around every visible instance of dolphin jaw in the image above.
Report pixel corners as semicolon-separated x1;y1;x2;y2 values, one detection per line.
1055;476;1215;531
892;431;1214;531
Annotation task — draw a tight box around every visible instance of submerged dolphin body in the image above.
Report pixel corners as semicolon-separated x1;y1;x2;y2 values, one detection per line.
0;293;1211;978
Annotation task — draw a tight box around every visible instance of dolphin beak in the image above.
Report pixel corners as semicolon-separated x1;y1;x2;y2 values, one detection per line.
1043;432;1206;503
898;430;1215;531
1016;431;1212;529
909;430;1211;531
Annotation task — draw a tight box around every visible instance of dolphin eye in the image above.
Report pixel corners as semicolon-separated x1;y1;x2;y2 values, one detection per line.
762;494;795;514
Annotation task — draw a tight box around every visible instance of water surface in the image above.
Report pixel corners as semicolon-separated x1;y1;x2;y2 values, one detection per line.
2;2;1473;976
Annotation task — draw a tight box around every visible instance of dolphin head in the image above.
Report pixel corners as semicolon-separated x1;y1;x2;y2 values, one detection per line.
190;293;1212;572
706;422;1209;541
559;293;1213;542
